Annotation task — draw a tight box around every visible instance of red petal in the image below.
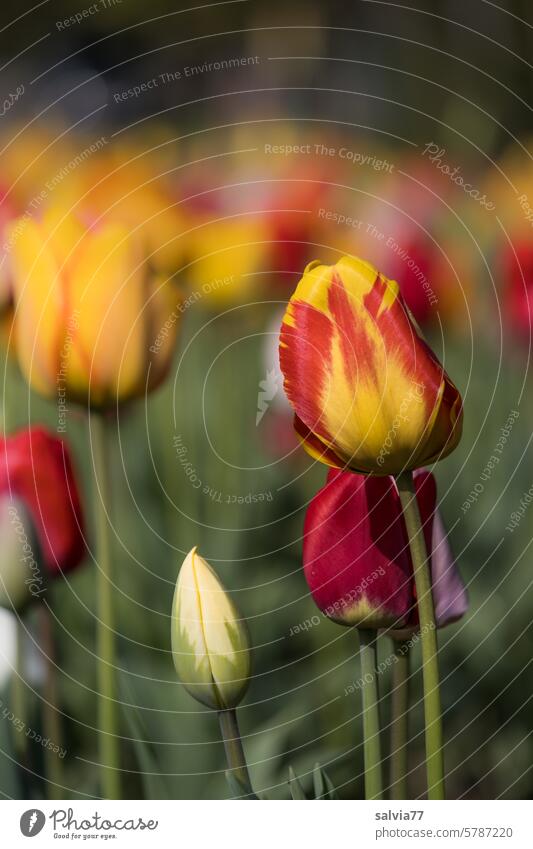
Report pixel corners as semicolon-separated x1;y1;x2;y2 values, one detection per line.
303;471;413;627
0;427;86;575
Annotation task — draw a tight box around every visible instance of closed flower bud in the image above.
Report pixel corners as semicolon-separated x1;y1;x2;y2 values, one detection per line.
303;468;468;632
279;255;463;474
171;548;251;710
303;471;413;629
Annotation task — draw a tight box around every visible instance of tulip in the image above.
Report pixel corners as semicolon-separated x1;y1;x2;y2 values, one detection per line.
171;547;255;798
501;240;533;341
303;471;412;629
171;547;251;710
8;204;180;800
279;255;463;474
0;427;86;797
187;218;267;309
51;142;184;275
0;427;86;610
385;237;439;326
265;178;327;287
267;210;313;282
0;183;22;311
303;467;467;799
303;467;468;631
8;207;180;407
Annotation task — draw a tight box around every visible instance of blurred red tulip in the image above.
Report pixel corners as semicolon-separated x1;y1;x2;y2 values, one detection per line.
268;211;313;281
266;180;327;287
303;467;467;631
386;237;439;326
0;427;86;576
501;240;533;340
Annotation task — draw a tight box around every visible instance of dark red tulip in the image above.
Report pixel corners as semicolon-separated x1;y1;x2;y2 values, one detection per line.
303;468;468;631
0;427;86;577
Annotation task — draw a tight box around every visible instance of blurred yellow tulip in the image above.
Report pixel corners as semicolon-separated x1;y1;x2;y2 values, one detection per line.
83;155;184;274
187;218;267;308
43;142;184;275
9;207;180;407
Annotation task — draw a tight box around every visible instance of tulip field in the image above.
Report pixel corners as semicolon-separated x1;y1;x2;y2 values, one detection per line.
0;0;531;817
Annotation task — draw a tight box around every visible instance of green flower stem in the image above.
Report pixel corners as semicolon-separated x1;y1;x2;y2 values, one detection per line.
218;709;256;798
11;621;28;763
358;628;383;800
396;471;445;800
389;639;410;800
91;413;121;800
39;603;63;799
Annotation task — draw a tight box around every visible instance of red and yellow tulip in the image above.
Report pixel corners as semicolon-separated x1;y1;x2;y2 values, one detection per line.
279;256;463;475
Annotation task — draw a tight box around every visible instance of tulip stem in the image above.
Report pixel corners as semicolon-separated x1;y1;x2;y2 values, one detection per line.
91;412;121;800
358;628;383;800
11;622;28;764
389;639;410;799
396;471;445;800
218;709;256;799
39;603;63;799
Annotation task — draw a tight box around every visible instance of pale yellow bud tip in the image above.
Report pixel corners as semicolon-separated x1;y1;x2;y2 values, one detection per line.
171;547;251;710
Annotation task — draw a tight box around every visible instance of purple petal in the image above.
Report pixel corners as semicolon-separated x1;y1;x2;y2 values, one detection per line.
431;510;469;627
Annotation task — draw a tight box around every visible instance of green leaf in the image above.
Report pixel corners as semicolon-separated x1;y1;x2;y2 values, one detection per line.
313;762;339;799
323;769;340;800
313;762;325;799
288;765;307;800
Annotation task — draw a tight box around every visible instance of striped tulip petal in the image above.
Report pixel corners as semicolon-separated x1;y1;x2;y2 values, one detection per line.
279;256;463;474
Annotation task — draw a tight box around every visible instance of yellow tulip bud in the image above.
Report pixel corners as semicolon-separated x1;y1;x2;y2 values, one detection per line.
8;208;181;407
171;547;251;710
